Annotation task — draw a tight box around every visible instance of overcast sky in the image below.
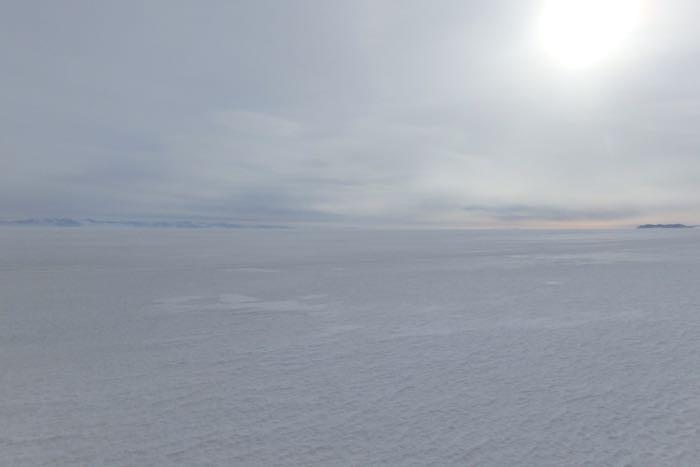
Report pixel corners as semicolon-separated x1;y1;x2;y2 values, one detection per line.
2;0;700;227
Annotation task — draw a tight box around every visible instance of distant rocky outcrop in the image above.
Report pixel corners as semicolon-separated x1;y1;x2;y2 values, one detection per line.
637;224;694;229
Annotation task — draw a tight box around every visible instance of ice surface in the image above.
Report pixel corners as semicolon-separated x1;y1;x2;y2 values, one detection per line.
2;228;700;466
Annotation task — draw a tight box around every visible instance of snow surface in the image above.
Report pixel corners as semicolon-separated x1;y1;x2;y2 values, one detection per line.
2;228;700;466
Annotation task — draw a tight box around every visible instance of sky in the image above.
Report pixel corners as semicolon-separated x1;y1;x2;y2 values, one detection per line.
2;0;700;228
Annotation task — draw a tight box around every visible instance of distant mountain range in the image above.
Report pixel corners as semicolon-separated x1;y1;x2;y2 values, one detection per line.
637;224;695;229
0;218;288;229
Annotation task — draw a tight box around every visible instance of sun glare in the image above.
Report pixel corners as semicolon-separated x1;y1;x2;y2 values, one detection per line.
536;0;646;69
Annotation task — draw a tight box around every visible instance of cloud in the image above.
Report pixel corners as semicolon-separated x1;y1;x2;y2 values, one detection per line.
462;204;641;222
2;0;700;226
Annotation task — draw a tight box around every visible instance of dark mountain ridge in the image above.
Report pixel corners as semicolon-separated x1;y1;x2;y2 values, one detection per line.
637;224;694;229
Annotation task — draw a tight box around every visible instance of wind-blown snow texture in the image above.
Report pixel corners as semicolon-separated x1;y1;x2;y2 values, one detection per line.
2;228;700;466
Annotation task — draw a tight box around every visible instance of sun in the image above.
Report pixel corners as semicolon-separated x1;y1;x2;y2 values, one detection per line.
536;0;646;69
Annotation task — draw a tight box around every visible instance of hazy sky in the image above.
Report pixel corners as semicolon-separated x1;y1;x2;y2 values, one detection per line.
3;0;700;227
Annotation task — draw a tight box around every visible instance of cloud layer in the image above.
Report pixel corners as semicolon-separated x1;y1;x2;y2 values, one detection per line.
3;1;700;226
